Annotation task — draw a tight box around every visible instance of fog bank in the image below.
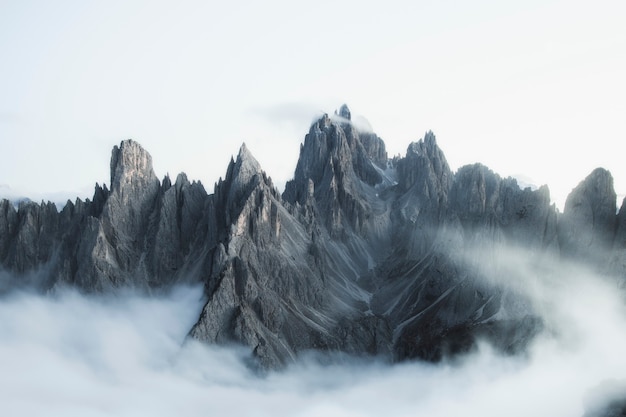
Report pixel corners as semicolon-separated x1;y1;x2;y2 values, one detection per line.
0;257;625;416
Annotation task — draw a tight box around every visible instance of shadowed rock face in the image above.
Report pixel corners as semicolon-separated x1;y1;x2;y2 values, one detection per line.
559;168;617;264
1;105;624;368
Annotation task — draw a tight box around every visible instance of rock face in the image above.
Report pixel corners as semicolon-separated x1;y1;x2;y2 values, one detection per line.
559;168;617;264
0;139;211;292
1;105;624;368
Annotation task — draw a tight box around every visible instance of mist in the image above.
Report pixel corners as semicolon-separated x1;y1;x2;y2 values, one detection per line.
1;247;626;417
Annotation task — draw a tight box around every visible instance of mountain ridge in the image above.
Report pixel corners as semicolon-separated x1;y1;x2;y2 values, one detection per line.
1;105;625;370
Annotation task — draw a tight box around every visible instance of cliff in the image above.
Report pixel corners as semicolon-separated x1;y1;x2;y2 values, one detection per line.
2;105;625;369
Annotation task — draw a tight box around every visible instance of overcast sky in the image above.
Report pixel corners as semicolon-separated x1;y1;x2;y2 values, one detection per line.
0;0;624;209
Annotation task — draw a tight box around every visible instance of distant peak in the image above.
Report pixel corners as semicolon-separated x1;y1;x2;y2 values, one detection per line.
335;104;351;121
116;139;143;152
224;142;263;186
569;167;615;202
589;167;613;182
407;131;438;154
237;142;251;159
424;130;437;145
236;143;260;169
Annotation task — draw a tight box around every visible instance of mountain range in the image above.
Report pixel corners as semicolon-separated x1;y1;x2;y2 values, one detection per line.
1;105;625;371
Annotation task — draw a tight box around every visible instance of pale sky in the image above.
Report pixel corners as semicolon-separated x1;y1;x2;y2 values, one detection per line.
1;0;624;210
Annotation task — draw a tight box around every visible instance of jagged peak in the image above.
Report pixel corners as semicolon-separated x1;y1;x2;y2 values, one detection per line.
89;182;109;217
407;131;438;155
236;143;260;167
109;139;158;193
335;104;351;121
398;130;452;194
564;167;616;213
570;168;614;196
310;113;332;133
424;130;436;143
455;162;495;176
588;167;613;183
559;167;617;260
162;174;172;191
219;143;267;204
228;143;262;182
173;172;204;194
175;172;189;188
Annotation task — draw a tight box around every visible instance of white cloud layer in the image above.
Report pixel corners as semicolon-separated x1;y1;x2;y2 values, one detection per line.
1;246;626;416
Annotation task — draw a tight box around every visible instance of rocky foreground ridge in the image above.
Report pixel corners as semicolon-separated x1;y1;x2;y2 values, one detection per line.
1;105;626;369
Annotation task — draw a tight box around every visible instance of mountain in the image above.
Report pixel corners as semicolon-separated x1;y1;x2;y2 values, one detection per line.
1;105;625;370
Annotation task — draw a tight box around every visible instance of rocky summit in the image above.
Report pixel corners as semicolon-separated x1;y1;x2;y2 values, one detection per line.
1;105;626;369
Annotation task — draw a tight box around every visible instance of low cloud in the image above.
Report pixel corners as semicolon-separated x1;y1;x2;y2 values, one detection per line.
0;245;625;416
249;102;375;134
248;102;325;131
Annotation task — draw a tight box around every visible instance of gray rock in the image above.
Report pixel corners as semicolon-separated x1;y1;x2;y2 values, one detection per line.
1;110;624;370
558;168;617;263
0;139;210;292
336;103;351;120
